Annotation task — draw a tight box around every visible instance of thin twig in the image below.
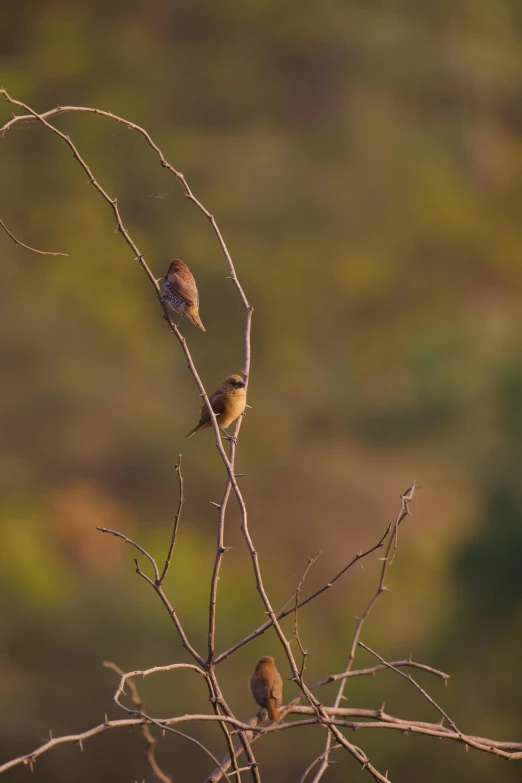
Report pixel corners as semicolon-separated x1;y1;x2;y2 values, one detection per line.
0;99;251;319
293;553;321;676
96;528;203;664
215;518;393;664
96;527;160;582
359;643;456;729
356;642;509;759
0;218;68;256
307;485;415;783
108;661;245;783
299;744;343;783
158;455;184;586
316;659;450;688
103;661;171;783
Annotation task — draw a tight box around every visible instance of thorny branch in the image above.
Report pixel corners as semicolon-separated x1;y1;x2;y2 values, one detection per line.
309;484;416;783
0;90;376;781
3;668;520;779
205;489;416;783
0;87;258;783
103;661;172;783
293;553;321;677
1;91;520;783
214;515;394;664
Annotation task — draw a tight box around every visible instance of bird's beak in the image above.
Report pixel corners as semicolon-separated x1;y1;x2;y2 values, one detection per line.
237;380;246;388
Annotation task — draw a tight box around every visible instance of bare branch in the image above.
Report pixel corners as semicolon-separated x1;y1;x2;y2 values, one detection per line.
97;527;204;665
215;517;393;664
293;553;321;676
1;92;517;783
103;661;171;783
0;217;68;256
97;527;160;582
359;643;456;729
316;659;450;688
297;485;415;783
299;744;343;783
0;89;261;779
206;657;448;783
0;712;264;778
158;455;184;586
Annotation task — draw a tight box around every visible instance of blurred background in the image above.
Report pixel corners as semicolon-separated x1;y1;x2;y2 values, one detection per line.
1;1;522;781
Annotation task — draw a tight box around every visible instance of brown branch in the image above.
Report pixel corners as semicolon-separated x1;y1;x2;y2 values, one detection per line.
293;553;321;677
209;489;412;782
314;659;450;689
359;643;456;728
107;662;243;783
0;99;251;322
1;93;516;783
158;454;184;586
207;466;234;665
299;744;343;783
215;517;393;664
103;661;171;783
3;701;519;779
205;657;449;783
0;94;233;478
234;522;392;781
210;708;522;783
0;218;68;256
310;484;415;783
260;716;522;760
0;95;241;484
0;89;261;780
96;526;160;581
0;89;258;777
96;527;203;665
357;643;511;760
210;486;416;783
0;714;262;777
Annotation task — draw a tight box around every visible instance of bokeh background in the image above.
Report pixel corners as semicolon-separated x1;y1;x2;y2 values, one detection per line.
1;1;522;781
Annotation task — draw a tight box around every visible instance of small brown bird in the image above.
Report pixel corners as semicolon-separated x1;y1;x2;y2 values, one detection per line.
186;374;246;439
249;656;283;723
163;259;205;331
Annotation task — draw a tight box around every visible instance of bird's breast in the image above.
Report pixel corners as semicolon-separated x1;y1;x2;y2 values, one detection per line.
219;392;246;428
164;289;187;313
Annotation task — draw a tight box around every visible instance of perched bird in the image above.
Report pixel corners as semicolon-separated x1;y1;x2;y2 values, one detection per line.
162;259;205;331
249;656;283;723
186;374;246;439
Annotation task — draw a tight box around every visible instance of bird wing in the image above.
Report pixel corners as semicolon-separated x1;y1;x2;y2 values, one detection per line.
198;390;226;424
168;267;199;307
271;672;283;703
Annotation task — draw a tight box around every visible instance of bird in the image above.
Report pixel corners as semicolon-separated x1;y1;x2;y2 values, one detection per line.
249;656;283;723
186;374;246;440
162;259;205;331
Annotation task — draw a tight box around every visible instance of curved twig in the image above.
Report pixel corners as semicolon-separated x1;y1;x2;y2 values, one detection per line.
0;218;68;256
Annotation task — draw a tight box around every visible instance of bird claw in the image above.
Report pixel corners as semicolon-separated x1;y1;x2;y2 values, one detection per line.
222;432;237;445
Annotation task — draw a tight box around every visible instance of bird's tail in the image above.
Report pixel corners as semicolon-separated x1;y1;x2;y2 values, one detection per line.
185;424;201;439
265;698;280;723
187;306;206;332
